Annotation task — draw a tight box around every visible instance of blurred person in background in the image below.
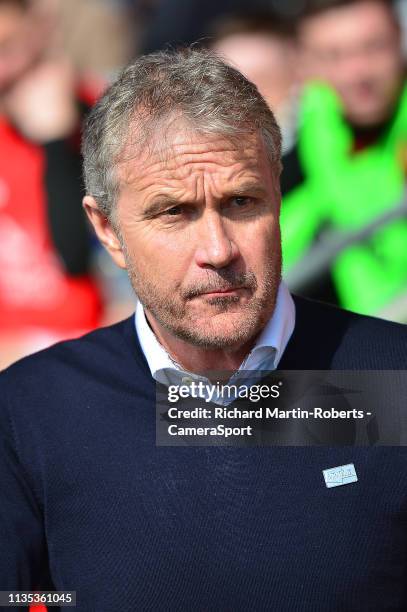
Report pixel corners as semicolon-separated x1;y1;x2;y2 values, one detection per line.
140;0;280;53
209;11;299;154
0;0;103;369
52;0;137;80
48;0;139;327
281;0;407;320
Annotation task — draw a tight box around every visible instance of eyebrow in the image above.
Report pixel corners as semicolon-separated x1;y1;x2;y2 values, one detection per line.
224;182;269;199
142;181;269;218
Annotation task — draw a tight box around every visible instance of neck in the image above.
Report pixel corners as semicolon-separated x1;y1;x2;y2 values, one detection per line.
144;310;257;376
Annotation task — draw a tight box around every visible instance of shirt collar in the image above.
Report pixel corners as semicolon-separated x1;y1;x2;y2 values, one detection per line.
135;281;295;391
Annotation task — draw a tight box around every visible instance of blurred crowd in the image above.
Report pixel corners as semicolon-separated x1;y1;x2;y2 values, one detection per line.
0;0;406;370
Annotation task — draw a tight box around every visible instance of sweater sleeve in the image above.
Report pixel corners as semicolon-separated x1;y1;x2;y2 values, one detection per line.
0;379;52;590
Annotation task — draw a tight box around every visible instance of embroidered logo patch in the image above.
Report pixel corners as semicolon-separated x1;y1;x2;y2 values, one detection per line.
323;463;358;488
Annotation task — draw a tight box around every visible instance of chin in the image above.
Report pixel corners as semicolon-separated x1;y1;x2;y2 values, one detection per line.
177;331;253;350
173;310;263;350
346;102;391;126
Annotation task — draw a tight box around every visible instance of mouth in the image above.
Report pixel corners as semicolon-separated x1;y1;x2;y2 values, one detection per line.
198;287;246;297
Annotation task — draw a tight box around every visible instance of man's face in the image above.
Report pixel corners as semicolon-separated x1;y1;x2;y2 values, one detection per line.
299;1;404;126
114;126;282;350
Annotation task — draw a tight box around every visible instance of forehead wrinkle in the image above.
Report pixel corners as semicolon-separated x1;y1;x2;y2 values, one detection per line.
120;130;263;182
143;171;269;217
136;160;264;202
121;147;262;196
118;130;275;213
140;147;260;178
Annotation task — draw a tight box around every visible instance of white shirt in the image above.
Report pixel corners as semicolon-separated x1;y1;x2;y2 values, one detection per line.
135;282;295;405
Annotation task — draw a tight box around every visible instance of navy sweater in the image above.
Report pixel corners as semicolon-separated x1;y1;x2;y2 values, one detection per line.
1;296;407;611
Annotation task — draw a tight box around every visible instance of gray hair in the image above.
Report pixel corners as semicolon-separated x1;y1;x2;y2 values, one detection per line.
82;47;282;220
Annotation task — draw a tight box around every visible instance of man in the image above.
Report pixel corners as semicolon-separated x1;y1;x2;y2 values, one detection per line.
281;0;407;317
0;48;406;610
299;0;403;128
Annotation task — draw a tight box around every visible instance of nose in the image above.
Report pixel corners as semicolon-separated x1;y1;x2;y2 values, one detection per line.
337;48;374;84
194;211;239;269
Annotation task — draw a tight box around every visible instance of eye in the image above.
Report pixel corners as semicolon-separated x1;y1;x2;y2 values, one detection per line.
164;205;183;216
231;196;253;207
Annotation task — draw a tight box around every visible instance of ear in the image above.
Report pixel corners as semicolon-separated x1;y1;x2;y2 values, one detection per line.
83;195;126;269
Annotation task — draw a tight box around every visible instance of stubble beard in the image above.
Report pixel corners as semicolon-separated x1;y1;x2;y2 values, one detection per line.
122;243;282;350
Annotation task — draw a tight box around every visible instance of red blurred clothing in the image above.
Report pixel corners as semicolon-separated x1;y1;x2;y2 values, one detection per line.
0;115;101;342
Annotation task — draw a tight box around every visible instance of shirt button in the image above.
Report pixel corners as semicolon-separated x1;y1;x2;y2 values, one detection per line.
181;376;194;386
